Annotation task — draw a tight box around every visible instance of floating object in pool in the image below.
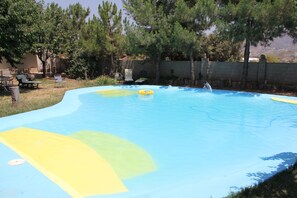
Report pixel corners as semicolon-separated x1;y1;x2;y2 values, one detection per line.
8;159;25;166
138;90;154;95
271;97;297;105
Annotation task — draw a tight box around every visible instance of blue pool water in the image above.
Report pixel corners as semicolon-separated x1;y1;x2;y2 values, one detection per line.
1;85;297;197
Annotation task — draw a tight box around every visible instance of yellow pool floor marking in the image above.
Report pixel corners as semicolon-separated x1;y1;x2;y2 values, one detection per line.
70;130;156;179
271;97;297;105
0;127;127;197
96;89;137;97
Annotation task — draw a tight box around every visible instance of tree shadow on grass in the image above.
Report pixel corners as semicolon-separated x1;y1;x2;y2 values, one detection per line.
247;152;297;183
0;90;11;96
228;152;297;198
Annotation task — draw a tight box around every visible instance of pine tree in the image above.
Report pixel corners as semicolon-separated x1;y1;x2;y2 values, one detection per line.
64;3;90;79
98;1;123;75
124;0;172;83
217;0;296;88
172;0;216;83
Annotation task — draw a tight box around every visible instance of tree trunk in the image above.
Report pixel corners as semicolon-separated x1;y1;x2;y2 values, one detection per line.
241;40;250;89
42;60;46;78
110;53;114;76
155;54;161;84
241;39;251;89
84;70;88;80
190;49;195;85
241;18;252;89
37;50;47;78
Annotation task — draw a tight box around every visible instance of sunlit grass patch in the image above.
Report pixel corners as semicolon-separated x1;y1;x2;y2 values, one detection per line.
0;77;116;117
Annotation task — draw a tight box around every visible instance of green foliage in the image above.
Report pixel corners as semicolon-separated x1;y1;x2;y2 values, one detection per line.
172;22;199;57
64;3;90;54
283;1;297;42
216;0;296;87
63;3;90;79
33;2;67;77
202;34;241;62
94;75;117;86
171;0;216;81
2;0;295;82
81;18;104;56
0;0;39;66
124;20;143;56
97;1;124;75
124;0;217;82
35;2;66;54
124;0;175;83
77;1;124;78
79;18;105;78
66;51;88;79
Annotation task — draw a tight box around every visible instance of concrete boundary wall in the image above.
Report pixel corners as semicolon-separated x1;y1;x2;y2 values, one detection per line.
160;61;201;78
122;58;297;86
266;63;297;85
0;54;41;70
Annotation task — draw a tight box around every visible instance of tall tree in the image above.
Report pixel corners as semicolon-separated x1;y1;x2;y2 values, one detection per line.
80;17;105;78
64;3;90;79
124;0;172;83
172;0;216;83
217;0;296;88
34;2;66;77
0;0;39;67
64;3;90;55
98;1;123;75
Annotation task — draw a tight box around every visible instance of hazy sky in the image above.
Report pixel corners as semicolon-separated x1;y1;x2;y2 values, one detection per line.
44;0;124;17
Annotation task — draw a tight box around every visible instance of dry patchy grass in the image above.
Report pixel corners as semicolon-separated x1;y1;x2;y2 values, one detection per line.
0;78;96;117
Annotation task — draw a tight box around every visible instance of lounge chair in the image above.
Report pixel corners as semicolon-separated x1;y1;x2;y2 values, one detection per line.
135;78;148;84
54;74;66;87
135;70;148;84
124;69;134;84
16;74;41;88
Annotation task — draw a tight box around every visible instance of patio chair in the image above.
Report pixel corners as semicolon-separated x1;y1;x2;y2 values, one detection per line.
0;69;13;90
124;69;134;84
54;74;66;87
16;74;41;88
135;70;148;84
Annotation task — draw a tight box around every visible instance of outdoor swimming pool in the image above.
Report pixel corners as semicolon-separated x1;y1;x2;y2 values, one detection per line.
1;85;297;198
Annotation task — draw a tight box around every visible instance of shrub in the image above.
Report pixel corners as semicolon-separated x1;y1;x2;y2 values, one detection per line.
94;75;117;86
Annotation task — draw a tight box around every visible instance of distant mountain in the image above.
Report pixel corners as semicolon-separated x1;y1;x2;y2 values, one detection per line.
249;35;297;62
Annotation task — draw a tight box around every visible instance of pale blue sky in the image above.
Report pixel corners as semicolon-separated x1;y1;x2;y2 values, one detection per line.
44;0;124;17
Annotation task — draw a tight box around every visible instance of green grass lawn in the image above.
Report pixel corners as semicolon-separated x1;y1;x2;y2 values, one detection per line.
0;77;296;197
